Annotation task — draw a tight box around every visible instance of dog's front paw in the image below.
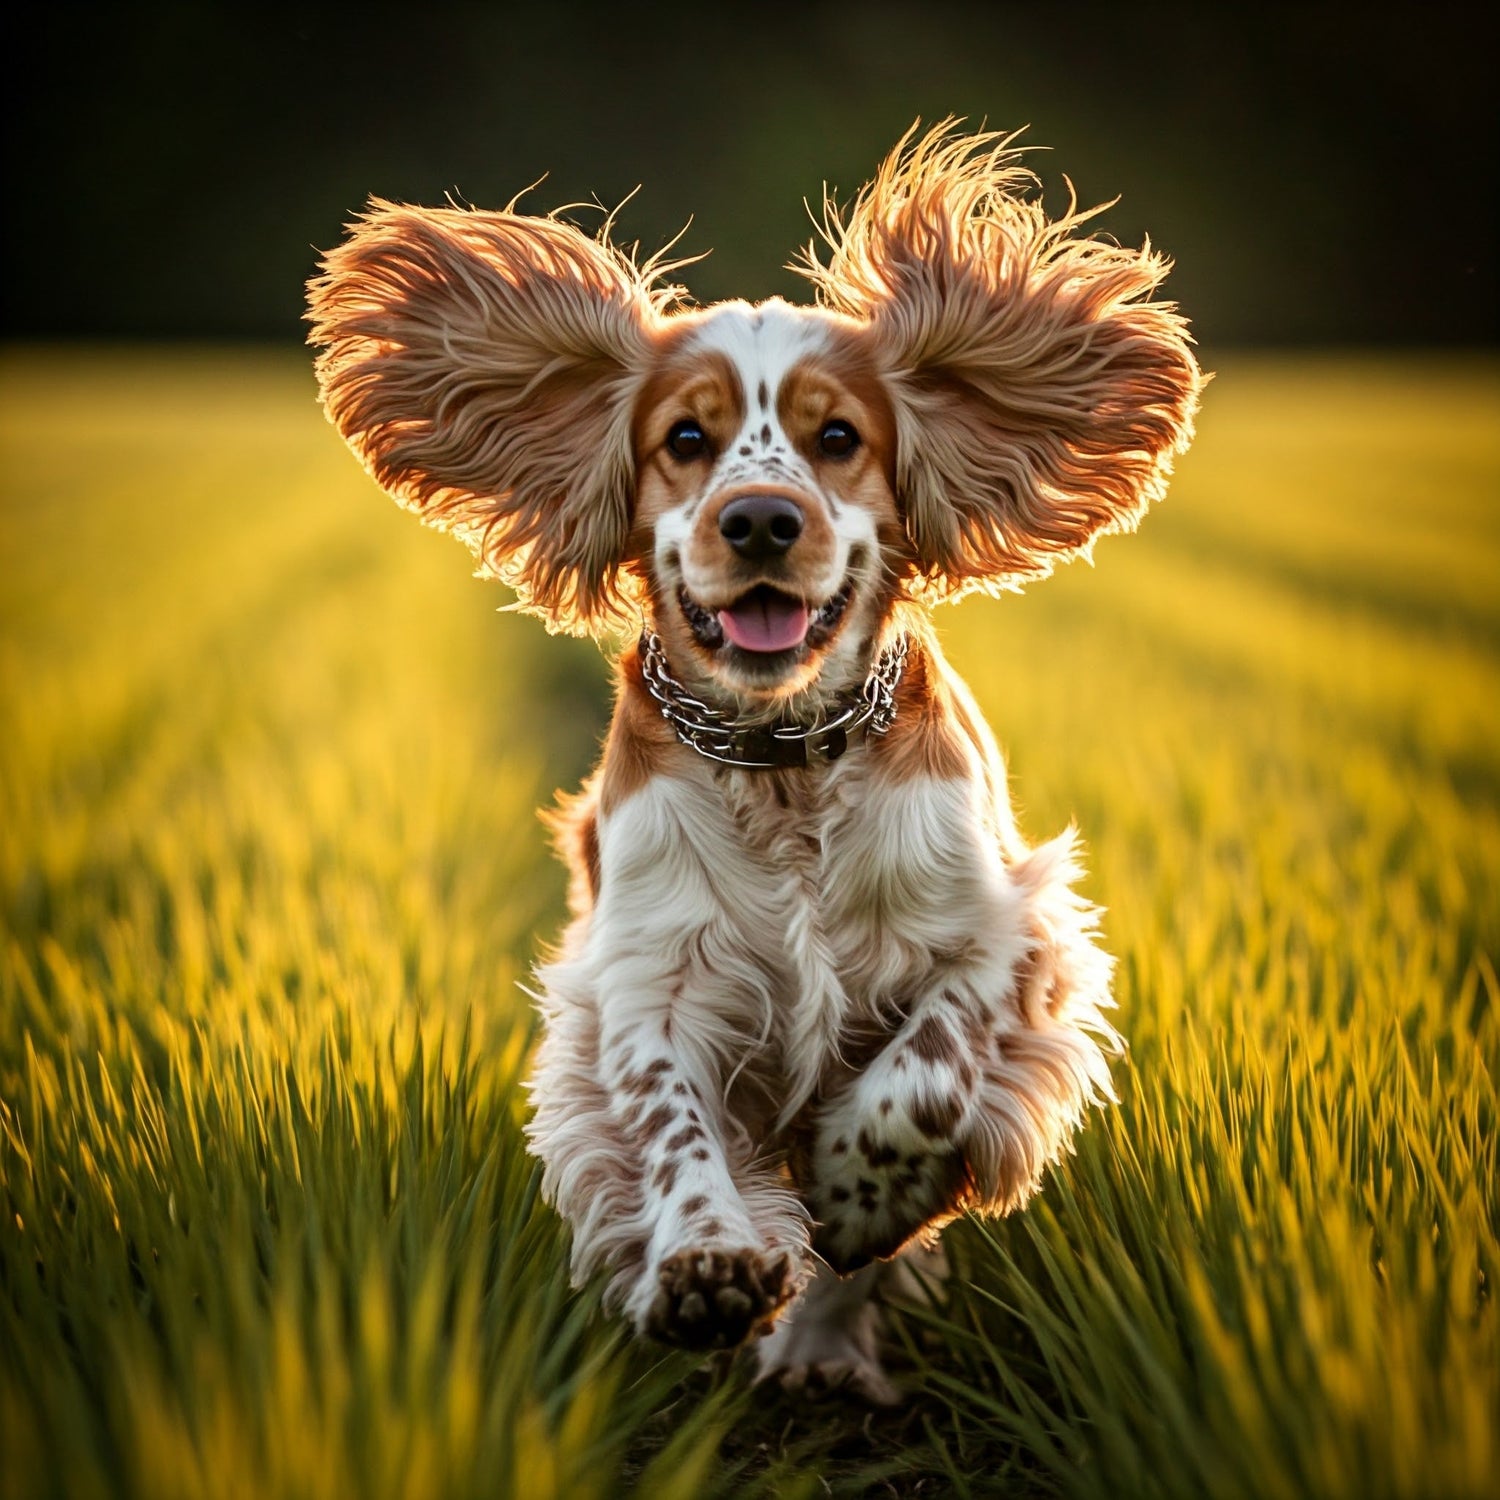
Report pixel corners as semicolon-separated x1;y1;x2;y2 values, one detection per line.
644;1246;798;1350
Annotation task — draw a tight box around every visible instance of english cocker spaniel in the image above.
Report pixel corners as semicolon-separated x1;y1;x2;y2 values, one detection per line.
307;125;1201;1400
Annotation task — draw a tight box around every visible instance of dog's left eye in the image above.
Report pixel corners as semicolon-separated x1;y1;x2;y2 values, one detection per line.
666;420;707;459
819;420;860;457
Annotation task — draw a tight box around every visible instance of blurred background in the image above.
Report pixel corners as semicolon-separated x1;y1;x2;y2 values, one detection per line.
4;0;1496;349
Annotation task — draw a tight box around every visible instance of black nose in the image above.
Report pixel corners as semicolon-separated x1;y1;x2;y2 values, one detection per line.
718;493;804;561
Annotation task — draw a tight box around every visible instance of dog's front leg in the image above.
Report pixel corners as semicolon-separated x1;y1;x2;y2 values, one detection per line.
804;988;983;1272
597;1009;802;1347
578;779;809;1348
805;834;1118;1271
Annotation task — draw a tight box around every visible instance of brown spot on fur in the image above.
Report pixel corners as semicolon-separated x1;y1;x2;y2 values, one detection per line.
665;1124;705;1152
681;1195;709;1216
638;1105;676;1140
910;1091;963;1138
857;1129;900;1169
699;1218;723;1238
830;1186;850;1202
831;1137;849;1155
621;1057;672;1096
934;938;980;968
654;1159;678;1194
879;1098;893;1115
692;1148;710;1162
909;1012;960;1067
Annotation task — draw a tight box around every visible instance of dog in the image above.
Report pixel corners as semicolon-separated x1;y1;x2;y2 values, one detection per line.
307;125;1201;1400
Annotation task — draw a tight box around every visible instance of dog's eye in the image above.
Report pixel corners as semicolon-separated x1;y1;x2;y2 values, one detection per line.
666;420;707;460
819;420;859;458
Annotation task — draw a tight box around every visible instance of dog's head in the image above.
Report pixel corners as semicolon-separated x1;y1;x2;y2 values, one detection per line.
308;126;1202;709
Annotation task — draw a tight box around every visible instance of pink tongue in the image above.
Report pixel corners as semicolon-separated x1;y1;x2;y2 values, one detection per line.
717;591;810;653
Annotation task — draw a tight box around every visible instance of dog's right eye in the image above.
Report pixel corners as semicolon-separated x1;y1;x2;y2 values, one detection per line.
666;420;707;459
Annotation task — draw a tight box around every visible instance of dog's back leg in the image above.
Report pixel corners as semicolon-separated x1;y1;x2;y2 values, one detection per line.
755;1243;947;1404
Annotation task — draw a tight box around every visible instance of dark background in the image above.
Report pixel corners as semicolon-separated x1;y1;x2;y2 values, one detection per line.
4;1;1496;348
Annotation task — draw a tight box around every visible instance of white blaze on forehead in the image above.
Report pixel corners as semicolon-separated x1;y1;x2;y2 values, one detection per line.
684;299;834;492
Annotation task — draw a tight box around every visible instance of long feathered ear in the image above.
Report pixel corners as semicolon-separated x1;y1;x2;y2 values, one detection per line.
798;124;1204;601
307;201;681;633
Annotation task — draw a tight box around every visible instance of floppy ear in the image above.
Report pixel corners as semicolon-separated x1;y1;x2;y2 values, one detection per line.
307;200;678;633
800;126;1204;601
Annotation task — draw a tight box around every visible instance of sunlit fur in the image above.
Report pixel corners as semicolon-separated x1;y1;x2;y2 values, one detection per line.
307;201;680;631
308;124;1203;1394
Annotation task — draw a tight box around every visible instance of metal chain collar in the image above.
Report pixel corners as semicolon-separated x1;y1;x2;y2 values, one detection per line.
638;630;909;770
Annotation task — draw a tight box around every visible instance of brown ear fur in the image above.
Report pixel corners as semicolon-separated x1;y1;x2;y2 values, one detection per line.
307;202;680;633
799;125;1204;600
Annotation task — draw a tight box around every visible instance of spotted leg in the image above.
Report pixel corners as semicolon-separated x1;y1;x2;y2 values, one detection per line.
805;997;982;1272
806;841;1119;1271
603;1032;805;1348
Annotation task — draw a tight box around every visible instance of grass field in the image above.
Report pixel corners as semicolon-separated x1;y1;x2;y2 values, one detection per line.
1;347;1497;1499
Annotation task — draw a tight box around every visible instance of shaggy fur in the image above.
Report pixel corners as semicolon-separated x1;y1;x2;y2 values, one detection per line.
308;124;1202;1395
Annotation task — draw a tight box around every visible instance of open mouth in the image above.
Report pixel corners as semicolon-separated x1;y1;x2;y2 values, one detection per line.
679;582;853;655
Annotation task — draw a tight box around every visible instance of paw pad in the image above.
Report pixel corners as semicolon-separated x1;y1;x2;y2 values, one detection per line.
645;1246;796;1349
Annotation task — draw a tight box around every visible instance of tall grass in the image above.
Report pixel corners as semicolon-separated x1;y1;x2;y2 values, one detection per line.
1;348;1496;1497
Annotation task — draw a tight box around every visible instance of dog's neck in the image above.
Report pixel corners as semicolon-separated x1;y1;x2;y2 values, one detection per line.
636;628;909;771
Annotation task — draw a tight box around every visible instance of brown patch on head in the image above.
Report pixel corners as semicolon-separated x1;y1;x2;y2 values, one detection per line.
777;341;911;595
680;1194;709;1217
630;343;745;542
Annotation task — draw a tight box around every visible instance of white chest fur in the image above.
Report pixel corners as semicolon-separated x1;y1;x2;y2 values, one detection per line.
588;753;1031;1119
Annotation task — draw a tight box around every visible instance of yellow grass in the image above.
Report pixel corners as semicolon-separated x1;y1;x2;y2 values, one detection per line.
1;347;1496;1497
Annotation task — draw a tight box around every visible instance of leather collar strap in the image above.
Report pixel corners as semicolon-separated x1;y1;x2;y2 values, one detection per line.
638;630;908;770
